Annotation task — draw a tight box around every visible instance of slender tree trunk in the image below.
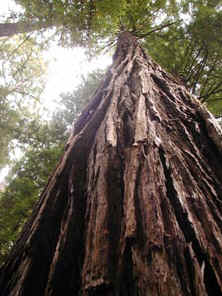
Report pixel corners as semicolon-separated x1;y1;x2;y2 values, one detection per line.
1;31;222;296
0;22;52;37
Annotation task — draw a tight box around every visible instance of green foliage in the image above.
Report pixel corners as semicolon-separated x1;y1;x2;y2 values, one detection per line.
0;34;46;168
0;35;46;100
0;102;19;168
11;0;222;113
144;1;222;115
13;0;177;49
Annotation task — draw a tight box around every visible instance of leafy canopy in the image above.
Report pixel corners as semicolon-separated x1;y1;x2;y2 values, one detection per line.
13;0;176;47
8;0;222;113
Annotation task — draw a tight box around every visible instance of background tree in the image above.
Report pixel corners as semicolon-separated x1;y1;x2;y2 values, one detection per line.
0;33;46;168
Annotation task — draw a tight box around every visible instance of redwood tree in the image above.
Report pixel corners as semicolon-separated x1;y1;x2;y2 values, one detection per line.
0;31;222;295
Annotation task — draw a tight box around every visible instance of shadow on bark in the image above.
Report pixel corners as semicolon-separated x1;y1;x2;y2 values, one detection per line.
1;31;222;296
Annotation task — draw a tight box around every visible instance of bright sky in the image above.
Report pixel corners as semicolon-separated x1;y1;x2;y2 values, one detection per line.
0;0;112;110
43;47;111;111
0;0;112;182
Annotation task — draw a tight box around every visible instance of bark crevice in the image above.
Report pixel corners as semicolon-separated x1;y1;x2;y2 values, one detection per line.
159;146;222;295
1;31;222;296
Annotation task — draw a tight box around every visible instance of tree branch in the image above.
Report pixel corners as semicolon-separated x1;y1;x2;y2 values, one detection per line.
137;21;179;38
0;22;53;38
199;82;222;102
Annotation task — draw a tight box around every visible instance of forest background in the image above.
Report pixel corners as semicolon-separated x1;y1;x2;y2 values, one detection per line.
0;0;222;265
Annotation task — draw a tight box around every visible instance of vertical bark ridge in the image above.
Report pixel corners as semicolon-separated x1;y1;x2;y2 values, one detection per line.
1;31;222;295
45;160;88;295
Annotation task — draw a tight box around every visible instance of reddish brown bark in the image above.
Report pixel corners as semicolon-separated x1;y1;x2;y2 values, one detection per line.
1;31;222;295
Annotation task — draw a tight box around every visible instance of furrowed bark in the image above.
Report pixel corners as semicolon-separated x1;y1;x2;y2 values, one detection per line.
1;31;222;295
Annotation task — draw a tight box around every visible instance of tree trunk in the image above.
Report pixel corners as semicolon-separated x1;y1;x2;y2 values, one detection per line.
0;22;52;37
1;31;222;296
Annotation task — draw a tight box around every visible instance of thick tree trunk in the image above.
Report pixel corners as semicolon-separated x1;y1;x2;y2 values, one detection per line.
1;31;222;295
